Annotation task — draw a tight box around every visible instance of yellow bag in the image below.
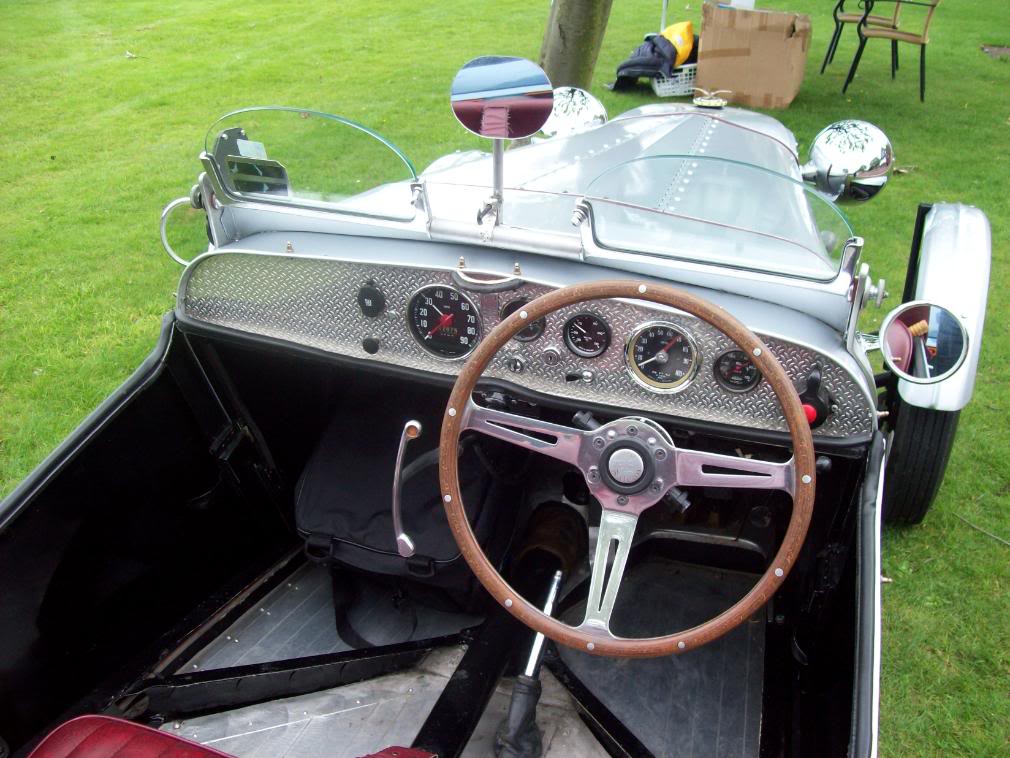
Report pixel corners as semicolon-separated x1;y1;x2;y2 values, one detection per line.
661;21;695;67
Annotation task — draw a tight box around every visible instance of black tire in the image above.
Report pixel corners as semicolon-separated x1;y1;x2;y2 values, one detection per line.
882;402;960;524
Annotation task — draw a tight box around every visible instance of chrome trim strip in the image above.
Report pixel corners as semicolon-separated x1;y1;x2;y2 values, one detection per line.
608;110;800;161
871;440;885;758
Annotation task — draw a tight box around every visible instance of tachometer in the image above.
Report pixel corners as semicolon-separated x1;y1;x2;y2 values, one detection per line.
407;285;481;359
626;322;699;392
563;312;611;358
714;349;761;392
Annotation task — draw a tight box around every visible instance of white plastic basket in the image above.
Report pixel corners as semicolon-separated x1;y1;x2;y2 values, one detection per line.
651;63;698;97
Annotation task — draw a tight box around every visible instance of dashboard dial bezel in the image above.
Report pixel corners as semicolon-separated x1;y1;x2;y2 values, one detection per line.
500;297;547;343
562;311;612;358
405;284;482;361
624;320;701;393
713;348;763;393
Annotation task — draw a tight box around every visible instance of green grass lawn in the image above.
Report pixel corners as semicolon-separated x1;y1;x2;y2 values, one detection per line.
1;1;1007;754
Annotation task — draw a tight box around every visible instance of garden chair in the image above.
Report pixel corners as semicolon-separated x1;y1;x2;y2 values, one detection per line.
821;0;903;74
842;0;941;101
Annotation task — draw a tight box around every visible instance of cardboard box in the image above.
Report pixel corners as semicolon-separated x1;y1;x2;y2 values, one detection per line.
696;3;811;109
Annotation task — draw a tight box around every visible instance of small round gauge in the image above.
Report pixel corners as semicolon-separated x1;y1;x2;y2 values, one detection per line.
563;312;611;358
407;285;481;359
714;349;762;392
500;298;546;342
626;322;699;392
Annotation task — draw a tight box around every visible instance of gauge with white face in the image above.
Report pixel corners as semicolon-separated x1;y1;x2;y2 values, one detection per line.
626;322;699;392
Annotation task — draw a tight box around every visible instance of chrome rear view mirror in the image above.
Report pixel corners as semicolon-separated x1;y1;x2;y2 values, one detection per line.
450;56;554;140
802;120;893;204
449;57;554;227
880;301;968;384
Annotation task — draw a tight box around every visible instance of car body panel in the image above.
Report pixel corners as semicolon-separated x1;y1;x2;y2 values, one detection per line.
898;204;990;411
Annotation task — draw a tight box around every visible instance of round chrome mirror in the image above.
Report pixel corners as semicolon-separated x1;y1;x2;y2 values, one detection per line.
450;57;554;139
802;120;893;204
880;301;968;384
540;87;607;139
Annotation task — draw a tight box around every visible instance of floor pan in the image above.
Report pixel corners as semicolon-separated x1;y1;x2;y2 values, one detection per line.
165;646;607;757
171;558;764;756
560;557;765;757
179;562;479;673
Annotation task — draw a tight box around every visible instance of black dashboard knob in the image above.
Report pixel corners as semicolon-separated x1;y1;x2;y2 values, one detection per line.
357;282;386;317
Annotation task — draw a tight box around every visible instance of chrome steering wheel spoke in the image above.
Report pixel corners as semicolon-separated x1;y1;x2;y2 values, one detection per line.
674;448;795;495
578;509;639;638
461;398;587;467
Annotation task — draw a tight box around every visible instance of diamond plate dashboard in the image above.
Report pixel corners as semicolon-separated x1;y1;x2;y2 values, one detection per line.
180;253;875;438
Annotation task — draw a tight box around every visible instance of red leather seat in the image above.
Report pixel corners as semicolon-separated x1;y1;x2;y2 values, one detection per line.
29;714;436;758
28;715;232;757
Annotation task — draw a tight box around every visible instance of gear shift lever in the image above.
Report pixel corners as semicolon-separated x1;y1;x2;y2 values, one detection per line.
392;420;422;557
495;570;563;758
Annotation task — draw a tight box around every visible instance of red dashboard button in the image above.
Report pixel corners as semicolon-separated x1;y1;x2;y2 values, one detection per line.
802;403;818;425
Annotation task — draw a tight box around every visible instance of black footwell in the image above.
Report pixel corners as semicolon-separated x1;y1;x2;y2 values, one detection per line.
560;558;765;757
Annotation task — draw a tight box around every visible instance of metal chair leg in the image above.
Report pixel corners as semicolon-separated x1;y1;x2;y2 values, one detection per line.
894;38;899;71
920;44;926;101
843;37;868;93
891;40;898;79
821;22;843;73
828;23;842;65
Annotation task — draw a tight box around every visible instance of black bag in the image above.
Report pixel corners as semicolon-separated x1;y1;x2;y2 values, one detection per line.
295;412;518;596
611;33;699;90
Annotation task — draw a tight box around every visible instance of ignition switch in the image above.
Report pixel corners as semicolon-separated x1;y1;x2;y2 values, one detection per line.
797;364;834;427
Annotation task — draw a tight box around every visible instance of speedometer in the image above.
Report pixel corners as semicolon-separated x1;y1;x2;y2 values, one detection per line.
626;322;699;392
407;285;481;359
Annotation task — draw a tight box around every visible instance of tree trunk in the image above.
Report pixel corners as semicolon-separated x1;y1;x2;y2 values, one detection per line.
539;0;615;90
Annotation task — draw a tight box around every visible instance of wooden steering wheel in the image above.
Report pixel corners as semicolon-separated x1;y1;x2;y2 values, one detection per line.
438;281;816;657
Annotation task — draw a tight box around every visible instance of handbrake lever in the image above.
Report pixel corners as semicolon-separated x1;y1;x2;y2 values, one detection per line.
393;420;422;558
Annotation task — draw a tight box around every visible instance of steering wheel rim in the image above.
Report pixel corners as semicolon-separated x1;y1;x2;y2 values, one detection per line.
439;280;816;657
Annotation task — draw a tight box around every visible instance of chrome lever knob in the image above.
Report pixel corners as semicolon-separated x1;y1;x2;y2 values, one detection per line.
392;420;422;558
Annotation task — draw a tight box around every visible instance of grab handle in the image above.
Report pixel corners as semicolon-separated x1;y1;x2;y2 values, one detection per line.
392;420;422;557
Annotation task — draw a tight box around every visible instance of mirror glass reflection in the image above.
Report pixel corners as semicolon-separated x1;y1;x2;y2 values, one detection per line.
882;303;967;383
541;87;607;139
450;56;554;139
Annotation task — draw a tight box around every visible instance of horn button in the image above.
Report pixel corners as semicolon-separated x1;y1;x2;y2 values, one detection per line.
608;448;645;484
599;438;656;495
